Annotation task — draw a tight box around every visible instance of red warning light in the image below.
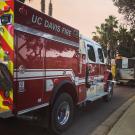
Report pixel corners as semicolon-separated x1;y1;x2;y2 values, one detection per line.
4;6;10;12
0;6;10;15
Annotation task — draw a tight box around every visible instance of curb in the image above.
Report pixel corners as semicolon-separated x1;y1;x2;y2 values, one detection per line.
89;95;135;135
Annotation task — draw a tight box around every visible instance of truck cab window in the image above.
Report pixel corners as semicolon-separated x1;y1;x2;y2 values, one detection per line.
87;45;96;62
98;48;104;63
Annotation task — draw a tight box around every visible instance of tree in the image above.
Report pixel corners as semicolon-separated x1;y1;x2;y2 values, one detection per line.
21;0;46;14
92;16;135;58
113;0;135;28
48;0;53;16
117;26;135;57
92;15;119;58
41;0;45;13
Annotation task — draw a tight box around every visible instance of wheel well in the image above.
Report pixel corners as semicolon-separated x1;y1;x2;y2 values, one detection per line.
51;82;77;106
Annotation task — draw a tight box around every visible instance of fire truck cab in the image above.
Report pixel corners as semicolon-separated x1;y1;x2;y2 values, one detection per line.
79;36;113;101
0;0;113;134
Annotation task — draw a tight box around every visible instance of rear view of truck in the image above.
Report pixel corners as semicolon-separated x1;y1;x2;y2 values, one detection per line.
0;0;14;117
116;57;135;85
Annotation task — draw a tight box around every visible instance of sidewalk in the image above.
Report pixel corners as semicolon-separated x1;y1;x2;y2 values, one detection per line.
90;96;135;135
108;102;135;135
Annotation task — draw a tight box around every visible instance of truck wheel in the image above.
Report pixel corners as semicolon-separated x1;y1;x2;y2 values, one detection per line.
51;93;74;134
104;82;113;102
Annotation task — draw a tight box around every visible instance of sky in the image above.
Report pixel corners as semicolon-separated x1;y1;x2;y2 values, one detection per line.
25;0;123;37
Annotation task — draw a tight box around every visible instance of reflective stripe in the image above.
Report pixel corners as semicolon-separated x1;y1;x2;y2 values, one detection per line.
0;47;5;61
14;69;85;86
0;1;14;51
14;69;105;86
7;60;13;75
0;95;10;110
0;2;13;15
17;103;49;115
0;37;14;61
0;0;14;110
14;69;75;81
0;26;13;50
9;90;13;100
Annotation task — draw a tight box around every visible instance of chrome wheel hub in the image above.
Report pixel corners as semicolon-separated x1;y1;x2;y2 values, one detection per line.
57;101;70;126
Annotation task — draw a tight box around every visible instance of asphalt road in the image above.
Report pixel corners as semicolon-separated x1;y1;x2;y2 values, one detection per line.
0;85;135;135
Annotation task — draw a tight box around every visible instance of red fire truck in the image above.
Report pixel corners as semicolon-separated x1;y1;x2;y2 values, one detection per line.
0;0;113;134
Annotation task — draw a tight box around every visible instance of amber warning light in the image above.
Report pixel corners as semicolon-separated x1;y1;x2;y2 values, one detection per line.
0;5;10;15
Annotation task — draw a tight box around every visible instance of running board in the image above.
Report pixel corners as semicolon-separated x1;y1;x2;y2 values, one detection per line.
86;92;108;102
0;108;13;118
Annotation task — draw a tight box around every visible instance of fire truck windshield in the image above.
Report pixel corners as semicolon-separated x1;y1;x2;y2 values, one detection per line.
0;14;12;25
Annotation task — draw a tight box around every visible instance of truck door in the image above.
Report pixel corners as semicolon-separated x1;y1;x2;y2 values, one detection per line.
86;44;99;97
14;30;45;113
87;44;99;81
96;47;106;94
97;47;106;76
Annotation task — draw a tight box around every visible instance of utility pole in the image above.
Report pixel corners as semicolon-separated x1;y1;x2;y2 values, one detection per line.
41;0;45;13
48;0;53;17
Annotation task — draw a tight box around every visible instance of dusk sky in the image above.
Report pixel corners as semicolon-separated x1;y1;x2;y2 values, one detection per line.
25;0;123;37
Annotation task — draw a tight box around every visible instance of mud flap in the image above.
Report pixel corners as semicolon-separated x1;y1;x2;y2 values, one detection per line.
0;63;13;118
0;63;12;94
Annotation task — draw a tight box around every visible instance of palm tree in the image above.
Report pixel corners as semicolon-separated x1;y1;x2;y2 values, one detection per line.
41;0;45;13
19;0;46;14
48;0;53;16
118;26;135;57
92;16;119;58
104;16;118;42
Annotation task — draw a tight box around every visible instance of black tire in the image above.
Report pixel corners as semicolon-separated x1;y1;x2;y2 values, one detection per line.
104;81;114;102
51;93;74;134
